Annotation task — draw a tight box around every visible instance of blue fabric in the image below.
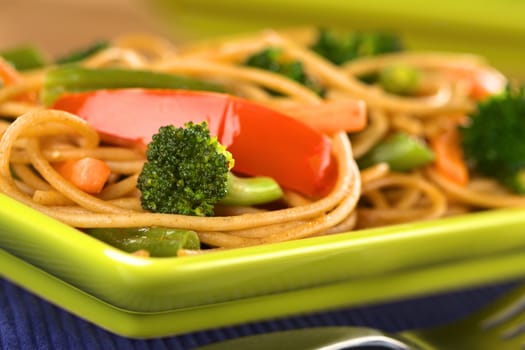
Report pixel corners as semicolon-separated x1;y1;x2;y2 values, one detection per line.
0;276;516;350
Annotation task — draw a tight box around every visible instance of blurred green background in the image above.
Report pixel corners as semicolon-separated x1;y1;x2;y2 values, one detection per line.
152;0;525;80
1;0;523;79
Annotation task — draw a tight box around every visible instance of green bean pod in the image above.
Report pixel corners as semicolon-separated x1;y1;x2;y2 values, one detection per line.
85;227;200;257
358;132;434;171
55;41;109;64
379;64;420;96
42;66;225;105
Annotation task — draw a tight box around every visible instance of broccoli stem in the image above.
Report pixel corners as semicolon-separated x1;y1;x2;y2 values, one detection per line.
42;66;225;105
357;132;434;171
85;226;200;257
1;45;47;71
220;173;283;206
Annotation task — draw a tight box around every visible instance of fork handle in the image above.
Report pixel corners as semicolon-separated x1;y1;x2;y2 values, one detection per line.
192;326;422;350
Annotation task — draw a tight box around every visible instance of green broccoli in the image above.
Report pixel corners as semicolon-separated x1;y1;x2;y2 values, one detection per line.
244;47;325;96
137;121;282;216
460;86;525;193
310;28;404;66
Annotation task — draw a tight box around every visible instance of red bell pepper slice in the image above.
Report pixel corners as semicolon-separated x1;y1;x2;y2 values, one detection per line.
52;89;337;197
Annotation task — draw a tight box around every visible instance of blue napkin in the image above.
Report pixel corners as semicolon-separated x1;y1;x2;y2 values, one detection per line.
0;277;516;350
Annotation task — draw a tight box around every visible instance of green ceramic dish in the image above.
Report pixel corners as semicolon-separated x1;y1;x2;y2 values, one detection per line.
2;192;525;338
2;0;525;338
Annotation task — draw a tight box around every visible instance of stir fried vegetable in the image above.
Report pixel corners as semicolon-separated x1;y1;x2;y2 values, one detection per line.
55;40;109;64
244;47;325;96
86;227;200;257
0;45;47;71
138;122;282;216
460;86;525;193
52;89;337;197
42;66;225;105
311;29;404;66
357;132;435;171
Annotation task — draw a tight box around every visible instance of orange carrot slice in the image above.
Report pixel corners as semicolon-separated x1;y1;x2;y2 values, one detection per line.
54;157;111;194
0;57;35;102
280;99;367;134
430;122;469;185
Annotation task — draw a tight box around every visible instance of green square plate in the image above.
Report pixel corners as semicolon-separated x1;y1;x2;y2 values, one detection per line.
2;192;525;338
2;0;525;339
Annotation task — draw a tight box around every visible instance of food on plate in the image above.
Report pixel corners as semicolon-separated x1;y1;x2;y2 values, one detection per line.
0;28;523;257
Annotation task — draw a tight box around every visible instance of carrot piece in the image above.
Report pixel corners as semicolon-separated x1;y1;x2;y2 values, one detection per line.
54;157;111;194
279;99;367;134
0;57;35;102
430;122;469;186
469;68;507;100
0;57;22;85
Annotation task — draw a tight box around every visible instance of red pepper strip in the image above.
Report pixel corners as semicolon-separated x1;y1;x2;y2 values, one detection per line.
52;89;337;197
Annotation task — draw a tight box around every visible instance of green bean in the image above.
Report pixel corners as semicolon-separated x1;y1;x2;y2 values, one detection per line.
379;64;420;96
55;41;109;64
42;66;225;105
358;132;434;171
85;227;200;257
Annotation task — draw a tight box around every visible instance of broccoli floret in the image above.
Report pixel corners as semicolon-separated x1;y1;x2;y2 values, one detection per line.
137;122;233;216
244;47;325;96
310;29;404;66
137;121;283;216
460;86;525;193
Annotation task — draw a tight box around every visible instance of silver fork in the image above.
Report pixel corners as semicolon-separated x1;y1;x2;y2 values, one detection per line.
403;281;525;349
194;282;525;349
